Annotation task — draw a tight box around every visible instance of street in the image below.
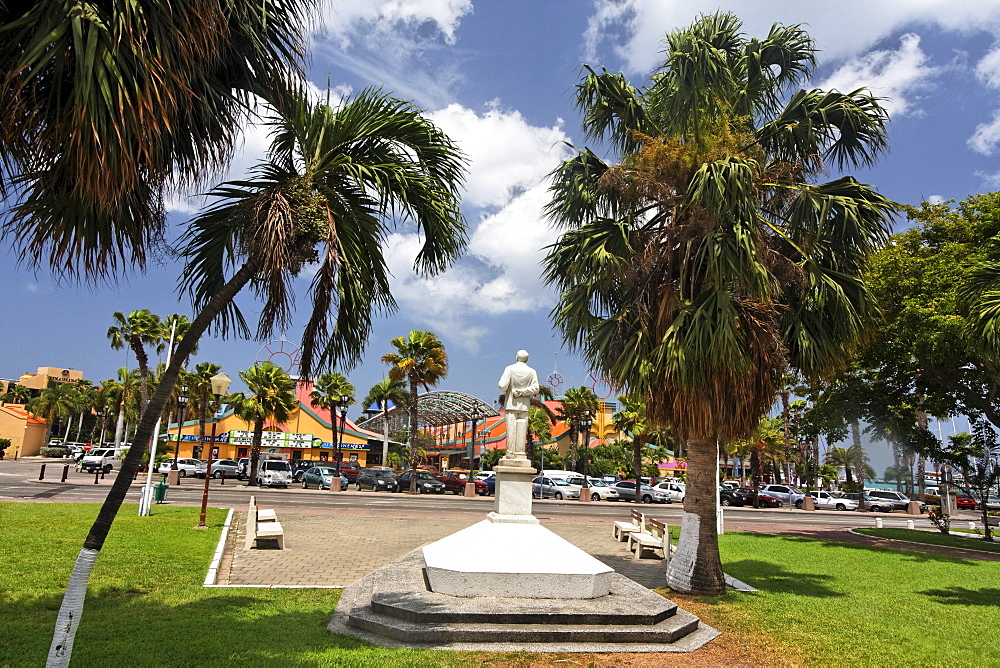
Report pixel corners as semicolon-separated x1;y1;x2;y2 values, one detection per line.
0;457;963;531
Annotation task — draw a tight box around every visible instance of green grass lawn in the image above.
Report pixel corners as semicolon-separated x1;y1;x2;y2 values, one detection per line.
3;504;999;667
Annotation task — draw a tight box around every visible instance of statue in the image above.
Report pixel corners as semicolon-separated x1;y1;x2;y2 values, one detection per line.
497;350;539;459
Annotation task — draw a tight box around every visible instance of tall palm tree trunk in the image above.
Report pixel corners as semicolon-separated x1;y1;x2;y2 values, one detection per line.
750;448;761;508
667;437;725;594
113;406;125;449
46;260;257;667
248;418;264;486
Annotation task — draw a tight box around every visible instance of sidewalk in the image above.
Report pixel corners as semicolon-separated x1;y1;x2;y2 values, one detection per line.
223;507;669;589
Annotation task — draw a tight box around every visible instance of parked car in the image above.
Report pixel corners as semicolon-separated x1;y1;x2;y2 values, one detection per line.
808;490;858;511
842;492;896;512
956;495;977;510
235;457;251;480
156;458;205;477
256;459;292;488
209;459;240;478
969;494;1000;511
395;469;447;494
654;481;686;503
355;468;398;492
301;466;347;490
437;469;489;495
739;488;782;508
579;477;620;501
532;476;580;500
474;471;493;481
291;459;325;482
867;489;915;512
479;472;496;495
719;487;747;507
759;484;807;508
80;448;119;474
338;460;362;482
612;480;669;504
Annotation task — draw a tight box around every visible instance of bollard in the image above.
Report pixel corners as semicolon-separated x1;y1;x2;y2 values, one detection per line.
970;521;976;530
875;517;883;528
220;470;225;485
39;464;46;481
94;472;100;484
906;519;915;530
61;465;68;482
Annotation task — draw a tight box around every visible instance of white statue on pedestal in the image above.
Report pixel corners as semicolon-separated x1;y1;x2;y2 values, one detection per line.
497;350;539;459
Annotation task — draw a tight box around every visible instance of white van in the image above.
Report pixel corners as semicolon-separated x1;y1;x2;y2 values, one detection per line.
79;448;119;474
256;459;292;488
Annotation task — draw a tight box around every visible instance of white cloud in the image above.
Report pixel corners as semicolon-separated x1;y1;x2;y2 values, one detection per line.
429;102;572;208
25;283;39;293
970;110;1000;154
927;195;946;204
318;0;472;47
819;34;938;116
976;43;1000;87
584;1;1000;74
312;0;473;109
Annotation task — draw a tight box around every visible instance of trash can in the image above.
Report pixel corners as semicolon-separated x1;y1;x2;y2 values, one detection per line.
154;480;169;504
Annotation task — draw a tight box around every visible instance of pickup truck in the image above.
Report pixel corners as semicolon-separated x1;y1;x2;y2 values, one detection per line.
338;460;362;483
79;448;119;474
436;469;489;495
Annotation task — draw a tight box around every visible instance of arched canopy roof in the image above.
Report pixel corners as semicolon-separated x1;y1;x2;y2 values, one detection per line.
357;391;498;433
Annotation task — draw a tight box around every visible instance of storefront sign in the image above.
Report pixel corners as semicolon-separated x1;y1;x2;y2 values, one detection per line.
313;438;369;450
658;461;688;470
167;433;228;442
228;430;314;449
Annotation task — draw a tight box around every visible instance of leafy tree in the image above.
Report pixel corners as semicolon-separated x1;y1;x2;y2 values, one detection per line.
826;446;858;484
527;406;555;469
226;362;296;486
310;372;356;464
362;377;408;467
543;12;895;593
0;437;10;458
884;464;912;492
382;330;448;492
943;426;1000;541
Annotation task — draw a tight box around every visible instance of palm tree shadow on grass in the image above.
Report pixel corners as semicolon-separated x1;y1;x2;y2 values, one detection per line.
722;560;842;598
920;587;1000;606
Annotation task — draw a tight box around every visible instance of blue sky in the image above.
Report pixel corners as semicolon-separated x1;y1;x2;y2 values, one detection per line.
3;0;998;471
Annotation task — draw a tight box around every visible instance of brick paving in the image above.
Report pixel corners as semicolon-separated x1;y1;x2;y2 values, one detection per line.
224;506;670;589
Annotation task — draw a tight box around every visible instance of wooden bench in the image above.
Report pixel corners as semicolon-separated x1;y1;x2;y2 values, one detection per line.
614;509;644;541
628;517;667;560
243;496;284;550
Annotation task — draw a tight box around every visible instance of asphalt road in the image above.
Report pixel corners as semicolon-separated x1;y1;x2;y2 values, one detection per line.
0;457;969;531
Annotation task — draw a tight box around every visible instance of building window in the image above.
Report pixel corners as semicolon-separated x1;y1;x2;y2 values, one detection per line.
319;451;329;462
237;448;248;458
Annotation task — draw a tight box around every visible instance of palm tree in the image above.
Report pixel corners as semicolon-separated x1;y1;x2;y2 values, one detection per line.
310;373;356;464
613;394;653;503
42;84;466;667
1;0;316;282
382;330;449;492
26;384;81;445
107;310;166;412
557;386;600;470
227;362;296;486
826;446;857;484
543;12;896;594
527;406;555;469
162;314;197;367
362;378;409;468
0;384;31;405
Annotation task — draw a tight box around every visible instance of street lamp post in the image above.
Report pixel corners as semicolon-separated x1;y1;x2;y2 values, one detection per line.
579;410;593;502
171;385;188;469
197;373;231;529
336;394;350;465
95;410;106;446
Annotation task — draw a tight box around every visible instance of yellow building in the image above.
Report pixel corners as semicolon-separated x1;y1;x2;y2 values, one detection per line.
166;381;386;466
16;366;84;391
0;404;48;457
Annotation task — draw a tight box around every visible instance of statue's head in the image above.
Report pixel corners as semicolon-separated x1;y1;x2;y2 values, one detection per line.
516;349;529;362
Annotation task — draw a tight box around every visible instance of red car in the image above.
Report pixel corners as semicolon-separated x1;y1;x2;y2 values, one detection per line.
436;469;489;495
956;495;977;509
738;488;783;508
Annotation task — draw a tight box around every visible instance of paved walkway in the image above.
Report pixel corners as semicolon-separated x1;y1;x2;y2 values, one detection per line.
223;506;670;589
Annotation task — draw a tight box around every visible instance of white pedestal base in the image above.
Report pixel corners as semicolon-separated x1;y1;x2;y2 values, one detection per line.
423;520;613;599
492;461;536;520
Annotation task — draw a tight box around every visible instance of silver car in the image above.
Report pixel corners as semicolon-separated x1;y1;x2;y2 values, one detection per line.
208;459;239;478
613;481;669;504
532;476;580;500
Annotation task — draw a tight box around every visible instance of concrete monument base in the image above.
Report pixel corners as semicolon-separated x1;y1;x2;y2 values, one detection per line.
423;520;613;599
491;461;536;521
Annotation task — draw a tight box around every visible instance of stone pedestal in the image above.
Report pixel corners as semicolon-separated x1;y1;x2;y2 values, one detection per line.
906;500;922;515
802;495;815;511
329;477;341;492
464;482;476;497
488;459;538;524
579;486;592;502
165;470;180;486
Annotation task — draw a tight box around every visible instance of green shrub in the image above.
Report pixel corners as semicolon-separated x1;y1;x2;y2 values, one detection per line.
40;446;70;458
